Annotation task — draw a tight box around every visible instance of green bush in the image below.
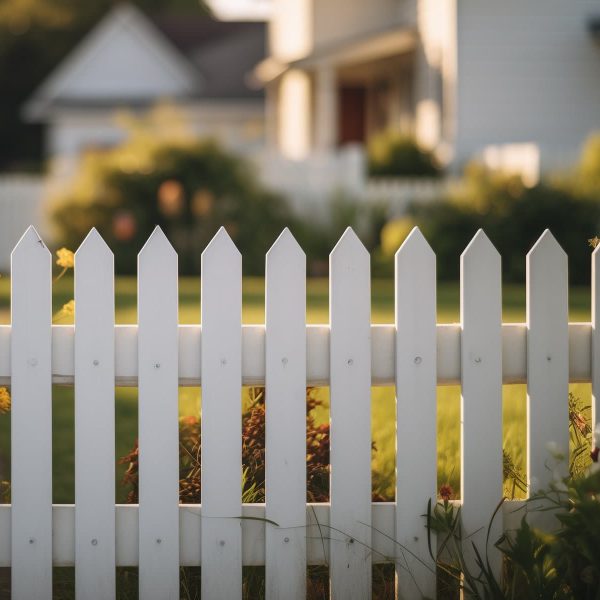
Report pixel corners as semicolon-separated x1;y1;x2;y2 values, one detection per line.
49;112;292;274
429;394;598;600
559;132;600;201
381;162;600;283
293;193;390;275
367;131;441;177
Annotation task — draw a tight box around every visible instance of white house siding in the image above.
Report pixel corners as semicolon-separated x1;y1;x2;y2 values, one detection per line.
454;0;600;171
46;102;265;179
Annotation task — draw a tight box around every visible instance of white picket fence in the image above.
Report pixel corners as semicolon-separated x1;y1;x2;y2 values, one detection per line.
0;224;598;600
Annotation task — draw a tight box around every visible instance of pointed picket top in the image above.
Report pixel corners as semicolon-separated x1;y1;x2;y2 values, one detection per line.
461;229;500;264
202;226;241;260
527;229;566;262
330;227;369;274
395;226;434;261
11;225;50;259
75;227;113;261
266;227;304;260
138;225;176;262
331;226;366;254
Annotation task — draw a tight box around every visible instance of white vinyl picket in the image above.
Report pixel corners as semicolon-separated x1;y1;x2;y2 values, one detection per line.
137;227;180;599
74;229;115;599
526;230;569;492
265;229;307;600
460;230;503;580
395;227;437;599
10;226;53;600
329;228;372;600
201;227;243;599
592;246;600;436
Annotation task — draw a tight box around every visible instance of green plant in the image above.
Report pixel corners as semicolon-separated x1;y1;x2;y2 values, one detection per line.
293;192;390;276
119;387;332;504
49;107;292;275
556;132;600;201
367;131;441;177
427;394;599;600
385;162;600;283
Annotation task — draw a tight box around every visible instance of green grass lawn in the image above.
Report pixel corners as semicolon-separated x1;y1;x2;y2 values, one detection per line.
0;276;593;503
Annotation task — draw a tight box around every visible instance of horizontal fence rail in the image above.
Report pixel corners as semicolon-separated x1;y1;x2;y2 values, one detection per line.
0;224;598;600
0;502;527;568
0;322;591;387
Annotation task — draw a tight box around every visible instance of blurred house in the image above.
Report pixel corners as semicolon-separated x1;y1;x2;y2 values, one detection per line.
256;0;600;180
22;3;267;179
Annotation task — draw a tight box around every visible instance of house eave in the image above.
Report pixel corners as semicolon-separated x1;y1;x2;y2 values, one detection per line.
252;25;416;87
292;26;416;69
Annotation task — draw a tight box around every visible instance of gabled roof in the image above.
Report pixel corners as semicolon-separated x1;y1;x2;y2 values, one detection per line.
24;3;265;121
154;16;266;98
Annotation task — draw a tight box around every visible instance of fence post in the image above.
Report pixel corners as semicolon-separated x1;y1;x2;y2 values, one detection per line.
395;227;437;599
265;229;307;600
138;227;180;599
75;229;115;599
526;230;569;492
460;230;503;584
329;228;372;599
592;246;600;437
201;227;242;599
10;226;52;599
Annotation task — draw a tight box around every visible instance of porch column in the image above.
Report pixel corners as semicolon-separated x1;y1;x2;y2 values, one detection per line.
414;41;442;151
278;69;311;160
314;63;338;152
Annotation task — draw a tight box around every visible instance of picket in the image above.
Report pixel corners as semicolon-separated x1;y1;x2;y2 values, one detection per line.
329;228;372;600
137;227;180;599
526;230;569;492
74;229;115;599
10;226;53;599
460;230;503;579
201;227;243;599
265;229;307;600
593;245;600;435
394;227;437;599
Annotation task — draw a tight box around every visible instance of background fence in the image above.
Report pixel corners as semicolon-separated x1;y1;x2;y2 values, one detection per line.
0;224;597;599
0;176;47;272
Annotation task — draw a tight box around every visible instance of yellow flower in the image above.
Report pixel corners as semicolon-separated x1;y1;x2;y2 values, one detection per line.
56;247;74;269
0;387;10;414
61;300;75;317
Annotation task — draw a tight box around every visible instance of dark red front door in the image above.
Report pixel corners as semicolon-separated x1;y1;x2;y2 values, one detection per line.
338;86;367;146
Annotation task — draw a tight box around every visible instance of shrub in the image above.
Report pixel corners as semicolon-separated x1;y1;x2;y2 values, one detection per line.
48;109;292;275
294;193;390;275
557;132;600;201
428;393;598;600
367;131;441;177
120;387;331;504
381;162;600;283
